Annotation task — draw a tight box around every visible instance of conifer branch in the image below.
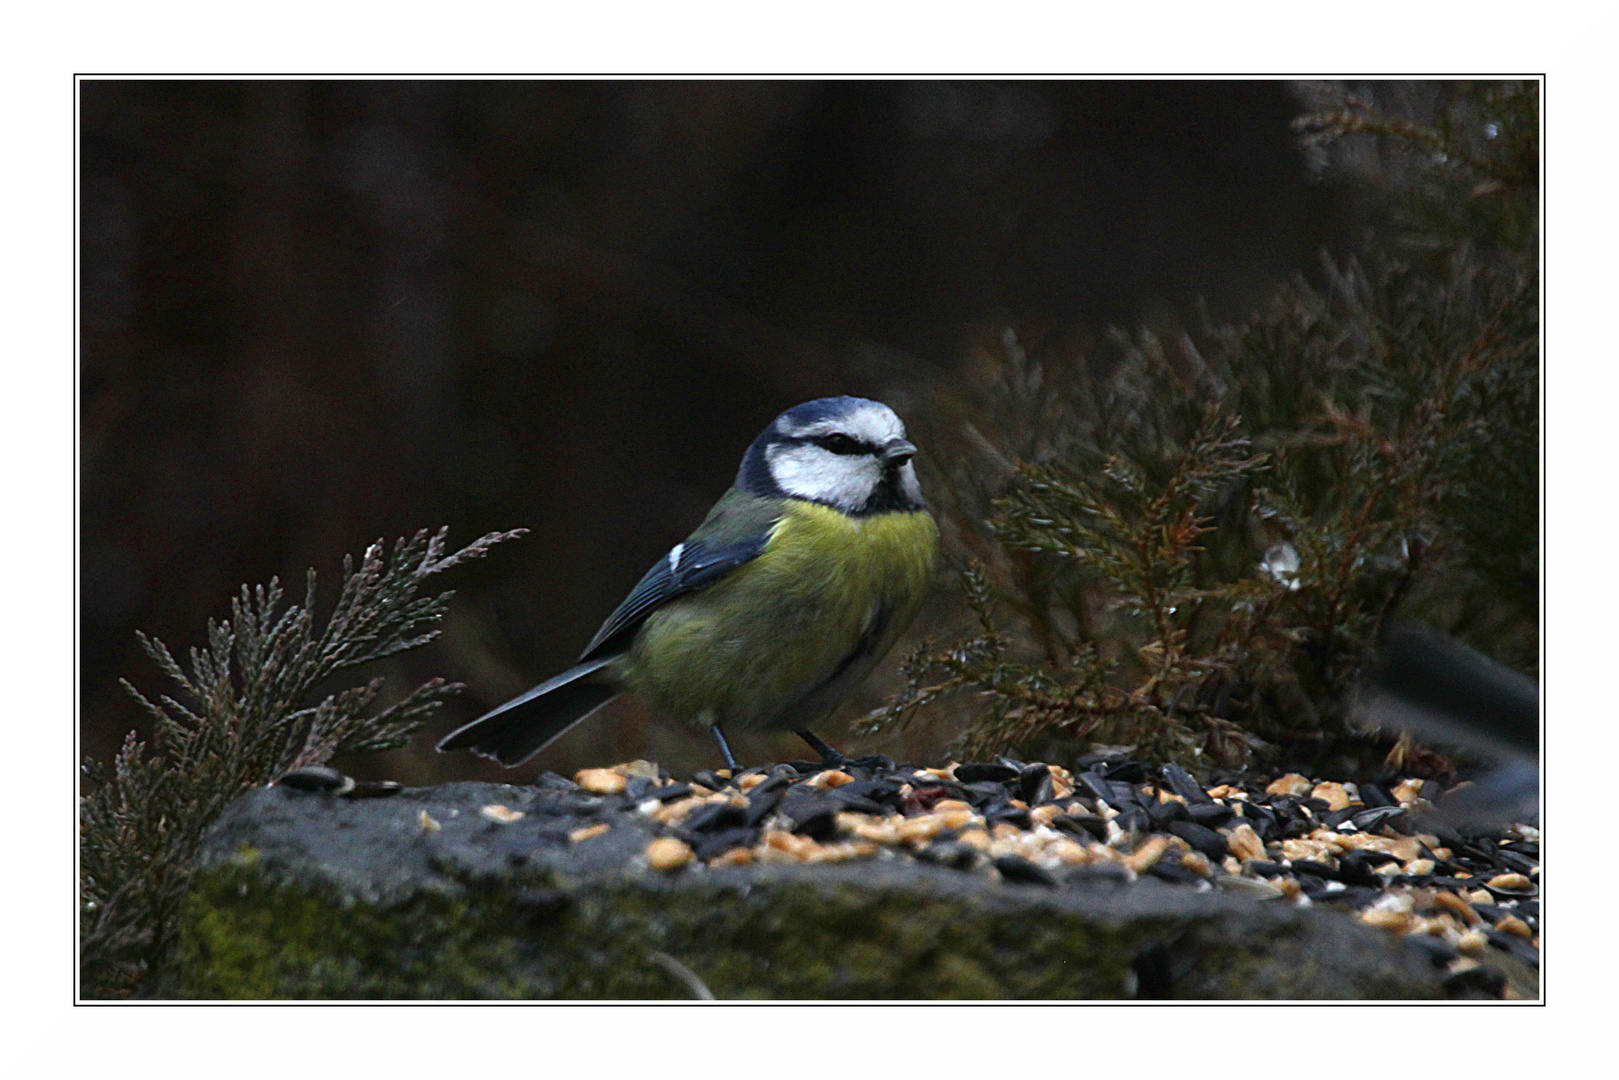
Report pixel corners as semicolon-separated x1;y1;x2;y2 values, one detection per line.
80;527;525;998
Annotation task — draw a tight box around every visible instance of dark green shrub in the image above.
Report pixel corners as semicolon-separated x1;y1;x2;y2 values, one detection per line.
864;81;1538;773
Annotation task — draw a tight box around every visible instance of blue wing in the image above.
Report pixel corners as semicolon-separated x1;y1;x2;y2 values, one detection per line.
579;533;769;662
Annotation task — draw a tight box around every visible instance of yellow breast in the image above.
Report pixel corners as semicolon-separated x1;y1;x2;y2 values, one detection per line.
629;500;938;731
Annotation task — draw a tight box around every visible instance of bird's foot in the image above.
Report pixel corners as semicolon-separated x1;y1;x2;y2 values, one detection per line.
795;729;847;768
708;724;740;773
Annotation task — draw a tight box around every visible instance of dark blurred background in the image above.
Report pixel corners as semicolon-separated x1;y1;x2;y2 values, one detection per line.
80;79;1365;782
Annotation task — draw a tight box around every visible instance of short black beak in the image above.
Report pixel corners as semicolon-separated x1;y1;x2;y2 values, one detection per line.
880;438;917;464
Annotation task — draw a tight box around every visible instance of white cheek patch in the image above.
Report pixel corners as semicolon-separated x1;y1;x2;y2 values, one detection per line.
765;442;881;512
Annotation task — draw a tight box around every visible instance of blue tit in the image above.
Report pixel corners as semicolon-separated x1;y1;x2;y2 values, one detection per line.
438;395;939;771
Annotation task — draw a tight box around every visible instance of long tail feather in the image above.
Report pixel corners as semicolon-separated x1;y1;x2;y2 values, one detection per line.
437;655;620;767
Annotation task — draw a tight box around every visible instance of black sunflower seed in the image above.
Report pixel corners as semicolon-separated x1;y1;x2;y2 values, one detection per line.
682;801;746;833
1161;763;1213;804
1186;802;1234;829
1294;874;1334;898
781;796;841;841
277;766;350;793
961;781;1014;808
1111;779;1146;807
1078;772;1116;806
917;841;979;871
1065;792;1101;815
1419;875;1475;890
1403;934;1458;969
1281;818;1315;840
1103;761;1154;784
1166;821;1229;861
987;805;1033;830
1148;799;1190;827
1413;818;1465;849
1496;849;1538;875
1147;856;1205;885
1051;814;1109;842
1321;807;1361;829
827;791;888;815
1244;808;1277;841
1074;749;1132;773
693;828;757;861
1018;764;1054;805
1265;794;1304;817
833;778;902;804
743;785;786;827
646;782;692;804
1335;851;1382;887
955;762;1018;784
821;778;879;800
1351;805;1408;832
344;779;403;799
1328;886;1386;910
1115;808;1152;833
994;854;1056;886
1358;782;1395;808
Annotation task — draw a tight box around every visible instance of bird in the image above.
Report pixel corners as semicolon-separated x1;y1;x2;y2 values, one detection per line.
1355;619;1539;829
437;396;939;772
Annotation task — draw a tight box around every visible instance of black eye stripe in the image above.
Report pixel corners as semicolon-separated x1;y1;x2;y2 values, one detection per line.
810;433;871;455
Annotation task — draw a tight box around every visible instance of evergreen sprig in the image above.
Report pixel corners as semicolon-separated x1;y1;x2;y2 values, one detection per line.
863;416;1267;764
871;81;1537;773
80;526;525;998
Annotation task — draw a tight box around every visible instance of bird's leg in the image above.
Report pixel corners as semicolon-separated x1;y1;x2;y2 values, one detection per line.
795;729;846;767
709;723;740;773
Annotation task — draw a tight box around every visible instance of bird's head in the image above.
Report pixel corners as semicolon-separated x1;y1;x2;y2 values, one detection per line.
738;396;925;515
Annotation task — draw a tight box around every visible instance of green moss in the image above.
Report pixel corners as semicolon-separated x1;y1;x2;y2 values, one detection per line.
180;865;540;999
178;857;1438;1000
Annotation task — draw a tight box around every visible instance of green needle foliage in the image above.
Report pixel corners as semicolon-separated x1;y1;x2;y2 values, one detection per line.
869;80;1537;773
868;414;1272;764
80;526;524;999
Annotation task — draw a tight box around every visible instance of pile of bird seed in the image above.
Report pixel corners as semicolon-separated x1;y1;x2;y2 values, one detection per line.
476;753;1539;998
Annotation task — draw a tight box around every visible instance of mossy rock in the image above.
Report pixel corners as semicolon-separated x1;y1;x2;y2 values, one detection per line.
177;783;1444;999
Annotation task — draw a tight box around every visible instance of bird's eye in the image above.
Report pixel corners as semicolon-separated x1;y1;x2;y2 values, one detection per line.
816;433;863;455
